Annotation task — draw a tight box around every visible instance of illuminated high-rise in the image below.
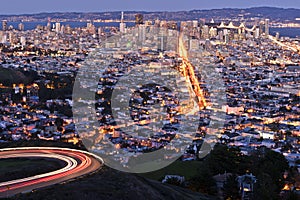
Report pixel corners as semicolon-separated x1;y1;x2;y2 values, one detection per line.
135;14;144;25
2;20;7;31
20;36;26;46
254;28;260;38
202;25;209;39
55;22;61;33
275;32;280;40
119;11;126;33
259;21;264;36
0;31;3;43
0;31;7;43
265;19;270;36
87;21;96;34
192;20;198;28
18;23;24;31
9;32;15;45
46;18;51;31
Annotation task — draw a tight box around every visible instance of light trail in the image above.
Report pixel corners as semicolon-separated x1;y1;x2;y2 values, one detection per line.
178;33;208;110
0;153;78;187
0;147;103;197
268;35;299;53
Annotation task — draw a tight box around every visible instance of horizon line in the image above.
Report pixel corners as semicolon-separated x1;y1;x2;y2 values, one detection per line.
0;6;299;16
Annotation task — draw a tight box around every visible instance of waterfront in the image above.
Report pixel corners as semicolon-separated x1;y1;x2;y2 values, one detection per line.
4;21;300;38
6;21;135;31
270;27;300;38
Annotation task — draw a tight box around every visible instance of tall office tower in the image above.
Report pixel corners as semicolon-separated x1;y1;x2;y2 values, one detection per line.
119;11;126;33
189;39;199;51
2;20;7;31
223;29;229;43
65;25;71;34
61;25;65;34
199;18;205;28
254;28;260;38
138;24;146;44
154;19;160;27
55;22;61;33
98;27;103;36
87;22;96;34
135;14;144;25
192;20;198;28
20;36;26;46
0;31;3;43
0;31;7;43
202;25;209;39
259;21;264;36
9;32;15;45
275;32;280;40
168;21;177;30
265;19;270;36
160;20;167;28
218;30;224;41
224;34;229;44
87;21;92;29
205;39;211;50
158;34;167;51
46;18;51;31
209;27;217;38
18;23;24;31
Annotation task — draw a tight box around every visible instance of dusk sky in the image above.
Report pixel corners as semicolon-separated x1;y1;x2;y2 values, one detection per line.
0;0;299;14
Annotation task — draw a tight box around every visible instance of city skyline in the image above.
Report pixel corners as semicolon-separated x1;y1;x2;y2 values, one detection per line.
0;0;300;14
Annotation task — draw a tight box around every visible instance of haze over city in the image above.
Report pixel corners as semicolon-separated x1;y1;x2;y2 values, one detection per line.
0;0;300;14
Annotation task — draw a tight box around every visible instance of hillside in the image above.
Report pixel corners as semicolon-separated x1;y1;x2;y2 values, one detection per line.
9;167;216;200
0;67;37;86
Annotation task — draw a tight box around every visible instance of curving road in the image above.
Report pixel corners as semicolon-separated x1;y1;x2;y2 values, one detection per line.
0;147;103;197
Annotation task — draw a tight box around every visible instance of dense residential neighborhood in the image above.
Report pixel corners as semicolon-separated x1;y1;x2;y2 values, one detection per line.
0;7;299;199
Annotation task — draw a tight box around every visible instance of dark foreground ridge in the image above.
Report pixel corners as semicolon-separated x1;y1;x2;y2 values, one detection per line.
8;167;215;200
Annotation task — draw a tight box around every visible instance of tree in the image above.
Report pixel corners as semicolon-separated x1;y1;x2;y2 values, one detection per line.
223;174;241;200
188;165;217;195
285;191;299;200
55;117;64;128
253;173;278;200
250;148;289;199
206;144;247;175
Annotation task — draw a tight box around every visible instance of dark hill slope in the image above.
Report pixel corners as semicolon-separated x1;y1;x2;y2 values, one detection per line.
11;167;216;200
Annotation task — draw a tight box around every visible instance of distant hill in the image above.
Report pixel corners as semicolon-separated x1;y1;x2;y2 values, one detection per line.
0;67;27;86
0;7;299;22
0;67;37;86
11;167;216;200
